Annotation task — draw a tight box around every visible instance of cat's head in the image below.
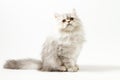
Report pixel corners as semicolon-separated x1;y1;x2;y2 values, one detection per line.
55;9;81;33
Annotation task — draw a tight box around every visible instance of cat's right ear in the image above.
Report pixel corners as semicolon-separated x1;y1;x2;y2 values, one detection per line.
54;13;60;19
72;8;77;16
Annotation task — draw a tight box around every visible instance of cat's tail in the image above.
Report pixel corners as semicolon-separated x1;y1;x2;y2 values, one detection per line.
3;59;42;70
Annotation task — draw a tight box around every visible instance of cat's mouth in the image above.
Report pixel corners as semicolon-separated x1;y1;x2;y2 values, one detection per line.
67;23;72;26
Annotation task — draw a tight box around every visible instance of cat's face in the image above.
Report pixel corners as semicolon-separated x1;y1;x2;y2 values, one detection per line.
55;9;81;32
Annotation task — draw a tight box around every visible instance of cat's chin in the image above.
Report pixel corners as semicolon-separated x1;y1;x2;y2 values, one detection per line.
67;24;72;26
60;27;74;33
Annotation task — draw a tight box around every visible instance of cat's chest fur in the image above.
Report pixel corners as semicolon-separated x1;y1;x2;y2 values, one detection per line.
57;32;84;58
58;32;84;46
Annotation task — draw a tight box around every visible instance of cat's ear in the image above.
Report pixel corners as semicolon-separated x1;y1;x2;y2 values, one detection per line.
72;8;77;16
54;13;61;19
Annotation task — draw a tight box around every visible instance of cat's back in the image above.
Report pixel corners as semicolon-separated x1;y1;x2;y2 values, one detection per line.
41;36;59;57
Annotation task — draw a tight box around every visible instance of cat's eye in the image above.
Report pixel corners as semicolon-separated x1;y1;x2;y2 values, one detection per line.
70;17;74;20
62;19;66;22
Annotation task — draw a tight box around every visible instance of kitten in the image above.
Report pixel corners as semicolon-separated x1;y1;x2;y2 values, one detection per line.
4;9;85;72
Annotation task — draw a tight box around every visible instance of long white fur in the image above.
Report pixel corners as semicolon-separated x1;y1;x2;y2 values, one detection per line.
4;9;85;72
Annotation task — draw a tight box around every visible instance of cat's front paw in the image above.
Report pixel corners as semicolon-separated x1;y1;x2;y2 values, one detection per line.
67;65;79;72
75;64;80;71
56;66;67;72
59;66;67;72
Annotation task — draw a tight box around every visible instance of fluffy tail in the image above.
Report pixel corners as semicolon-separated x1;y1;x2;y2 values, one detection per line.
4;59;42;70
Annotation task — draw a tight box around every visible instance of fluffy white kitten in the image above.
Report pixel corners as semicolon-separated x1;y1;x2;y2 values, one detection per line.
4;9;85;72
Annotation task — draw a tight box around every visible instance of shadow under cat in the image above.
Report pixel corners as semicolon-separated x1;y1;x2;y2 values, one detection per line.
79;65;120;72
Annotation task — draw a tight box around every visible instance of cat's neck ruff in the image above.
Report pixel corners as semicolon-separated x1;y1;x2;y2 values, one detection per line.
59;25;83;36
59;26;80;34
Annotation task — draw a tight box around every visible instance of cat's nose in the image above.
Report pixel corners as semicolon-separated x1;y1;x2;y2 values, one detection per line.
68;21;70;23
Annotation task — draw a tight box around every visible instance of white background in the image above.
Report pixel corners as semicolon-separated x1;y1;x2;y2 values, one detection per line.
0;0;120;80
